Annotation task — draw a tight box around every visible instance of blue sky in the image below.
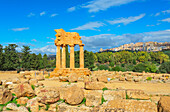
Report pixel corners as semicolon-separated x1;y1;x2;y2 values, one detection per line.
0;0;170;54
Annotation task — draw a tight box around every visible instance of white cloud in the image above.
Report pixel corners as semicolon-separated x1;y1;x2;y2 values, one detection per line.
107;13;145;25
31;39;37;42
68;0;139;13
81;29;170;52
67;6;76;12
47;42;54;44
27;13;35;17
154;12;160;16
32;45;56;54
82;0;137;13
71;21;105;30
51;13;58;17
162;10;170;14
160;18;170;23
11;27;29;31
40;11;46;16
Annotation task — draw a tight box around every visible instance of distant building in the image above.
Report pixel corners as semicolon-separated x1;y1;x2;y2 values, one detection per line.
99;42;170;52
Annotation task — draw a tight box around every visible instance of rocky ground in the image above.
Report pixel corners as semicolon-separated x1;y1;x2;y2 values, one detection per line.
0;70;170;112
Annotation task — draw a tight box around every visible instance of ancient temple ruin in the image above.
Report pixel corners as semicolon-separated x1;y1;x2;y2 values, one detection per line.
50;29;91;77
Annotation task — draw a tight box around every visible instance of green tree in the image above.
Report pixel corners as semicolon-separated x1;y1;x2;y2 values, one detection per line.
30;53;39;70
43;54;48;68
0;44;4;70
66;45;70;68
75;51;79;68
21;46;31;70
3;44;19;70
37;53;44;70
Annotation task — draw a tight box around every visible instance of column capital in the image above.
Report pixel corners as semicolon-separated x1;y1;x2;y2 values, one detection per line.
69;44;75;47
55;44;61;46
62;44;67;47
79;44;85;47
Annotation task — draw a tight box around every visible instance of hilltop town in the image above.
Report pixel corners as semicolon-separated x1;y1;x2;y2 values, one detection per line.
100;42;170;52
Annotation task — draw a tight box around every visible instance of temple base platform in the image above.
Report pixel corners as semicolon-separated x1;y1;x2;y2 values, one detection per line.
50;68;91;77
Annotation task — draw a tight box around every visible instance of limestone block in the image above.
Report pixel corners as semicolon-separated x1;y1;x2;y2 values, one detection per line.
17;106;29;112
0;88;12;104
119;77;125;81
127;89;150;100
106;99;157;112
13;83;35;98
103;90;126;101
29;79;38;86
6;103;18;110
85;82;105;90
36;75;44;81
64;85;84;105
85;90;102;107
97;76;108;83
16;97;29;105
36;87;60;104
58;103;92;112
68;73;78;82
158;96;170;112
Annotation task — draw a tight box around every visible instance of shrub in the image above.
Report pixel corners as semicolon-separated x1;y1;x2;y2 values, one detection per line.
111;66;125;72
98;64;109;70
159;62;170;73
133;63;147;72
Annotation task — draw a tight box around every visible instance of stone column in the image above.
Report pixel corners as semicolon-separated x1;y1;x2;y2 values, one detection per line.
62;44;66;68
79;44;84;68
56;45;61;68
69;44;75;69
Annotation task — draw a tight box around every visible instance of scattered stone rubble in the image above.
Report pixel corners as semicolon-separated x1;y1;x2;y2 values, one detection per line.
0;70;169;112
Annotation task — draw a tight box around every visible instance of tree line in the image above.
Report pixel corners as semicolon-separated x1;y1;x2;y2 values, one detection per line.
0;44;169;73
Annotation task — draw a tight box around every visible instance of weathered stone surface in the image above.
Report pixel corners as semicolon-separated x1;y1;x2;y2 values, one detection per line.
36;75;44;81
68;73;78;82
12;78;21;84
127;89;150;100
16;97;29;105
86;90;102;107
158;96;170;112
126;76;133;81
6;103;18;110
64;85;84;105
119;77;125;81
0;80;2;85
0;88;12;104
26;98;39;112
13;83;35;98
48;103;57;112
29;79;38;86
103;90;126;101
17;106;29;112
97;76;108;83
58;103;92;112
36;87;60;104
59;76;68;82
105;99;157;112
85;82;105;90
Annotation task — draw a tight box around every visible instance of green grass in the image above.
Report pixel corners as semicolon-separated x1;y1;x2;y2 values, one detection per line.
102;87;108;91
101;95;107;105
6;108;12;110
146;77;152;81
31;85;35;90
45;104;50;111
80;98;86;105
57;99;65;103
